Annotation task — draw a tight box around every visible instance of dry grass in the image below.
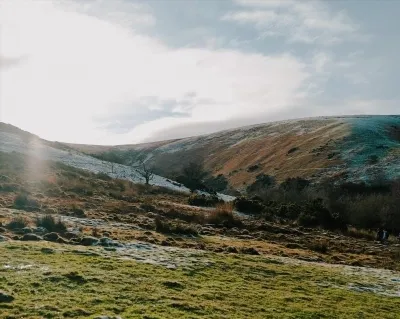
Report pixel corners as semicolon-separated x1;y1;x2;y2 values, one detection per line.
205;202;242;228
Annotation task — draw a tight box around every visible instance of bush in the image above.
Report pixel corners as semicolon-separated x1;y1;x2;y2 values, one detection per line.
154;217;198;236
7;216;30;230
188;194;223;207
234;197;265;214
308;240;329;254
13;193;40;210
36;215;67;233
206;203;242;228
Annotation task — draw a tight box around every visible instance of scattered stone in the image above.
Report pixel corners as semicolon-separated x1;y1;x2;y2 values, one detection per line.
22;227;33;234
80;236;99;246
99;237;114;247
0;291;14;303
63;231;80;240
21;233;42;241
0;235;10;242
33;227;48;234
43;232;60;242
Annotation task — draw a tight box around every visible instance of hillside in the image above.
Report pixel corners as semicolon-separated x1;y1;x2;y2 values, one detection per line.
1;119;400;318
67;115;400;190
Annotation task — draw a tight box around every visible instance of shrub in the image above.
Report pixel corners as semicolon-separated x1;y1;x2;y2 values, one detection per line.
70;206;85;217
345;227;376;241
188;194;223;207
36;215;67;233
96;172;112;181
13;193;40;210
308;240;329;254
7;216;30;230
234;197;265;214
206;203;242;228
154;217;198;236
246;174;276;195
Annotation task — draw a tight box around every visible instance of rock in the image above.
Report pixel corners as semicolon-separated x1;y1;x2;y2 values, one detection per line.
226;246;238;253
240;247;260;255
33;227;48;234
0;227;6;233
21;233;42;241
43;232;59;242
80;236;99;246
22;227;33;234
0;235;10;242
63;231;80;239
0;291;14;303
57;237;70;244
99;237;114;247
161;240;171;246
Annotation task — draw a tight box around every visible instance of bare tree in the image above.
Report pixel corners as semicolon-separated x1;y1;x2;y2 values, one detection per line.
135;160;154;185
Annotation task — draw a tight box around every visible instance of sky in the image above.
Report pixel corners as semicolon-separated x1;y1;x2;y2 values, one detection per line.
0;0;399;145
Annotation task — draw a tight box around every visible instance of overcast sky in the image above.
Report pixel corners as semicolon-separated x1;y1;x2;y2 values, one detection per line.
0;0;399;144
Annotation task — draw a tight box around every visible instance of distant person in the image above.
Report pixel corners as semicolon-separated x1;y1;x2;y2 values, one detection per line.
376;228;383;241
382;229;388;243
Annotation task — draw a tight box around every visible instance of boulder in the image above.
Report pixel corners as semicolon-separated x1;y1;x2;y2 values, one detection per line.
43;232;60;242
21;233;42;241
33;227;48;234
0;235;10;242
22;227;33;234
80;236;99;246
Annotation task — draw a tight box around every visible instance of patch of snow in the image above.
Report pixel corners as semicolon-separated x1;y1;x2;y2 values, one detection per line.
0;131;233;200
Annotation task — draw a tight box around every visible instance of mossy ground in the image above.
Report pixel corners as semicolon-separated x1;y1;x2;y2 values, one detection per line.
1;241;399;319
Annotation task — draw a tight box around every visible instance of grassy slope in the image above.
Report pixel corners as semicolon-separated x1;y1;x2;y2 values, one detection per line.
56;116;400;188
1;241;399;319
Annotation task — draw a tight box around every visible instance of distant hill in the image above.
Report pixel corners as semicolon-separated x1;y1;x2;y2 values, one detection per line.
60;115;400;191
2;115;399;191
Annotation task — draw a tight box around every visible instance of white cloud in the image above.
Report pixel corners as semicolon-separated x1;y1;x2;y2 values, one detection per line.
0;0;310;144
224;0;361;45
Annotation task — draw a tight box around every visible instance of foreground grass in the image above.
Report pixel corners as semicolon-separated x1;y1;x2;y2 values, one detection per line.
0;242;399;319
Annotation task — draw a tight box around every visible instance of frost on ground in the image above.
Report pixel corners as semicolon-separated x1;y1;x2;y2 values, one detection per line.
0;131;233;200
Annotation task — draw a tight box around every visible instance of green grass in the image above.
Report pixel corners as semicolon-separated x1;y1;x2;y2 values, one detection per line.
0;242;399;318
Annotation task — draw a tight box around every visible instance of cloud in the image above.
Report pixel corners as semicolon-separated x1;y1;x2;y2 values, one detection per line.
223;0;362;45
0;0;311;144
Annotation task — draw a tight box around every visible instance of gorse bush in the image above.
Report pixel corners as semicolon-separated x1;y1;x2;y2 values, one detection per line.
13;193;40;210
243;176;400;232
154;217;198;236
188;194;223;207
7;216;30;230
206;203;242;228
36;215;67;233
